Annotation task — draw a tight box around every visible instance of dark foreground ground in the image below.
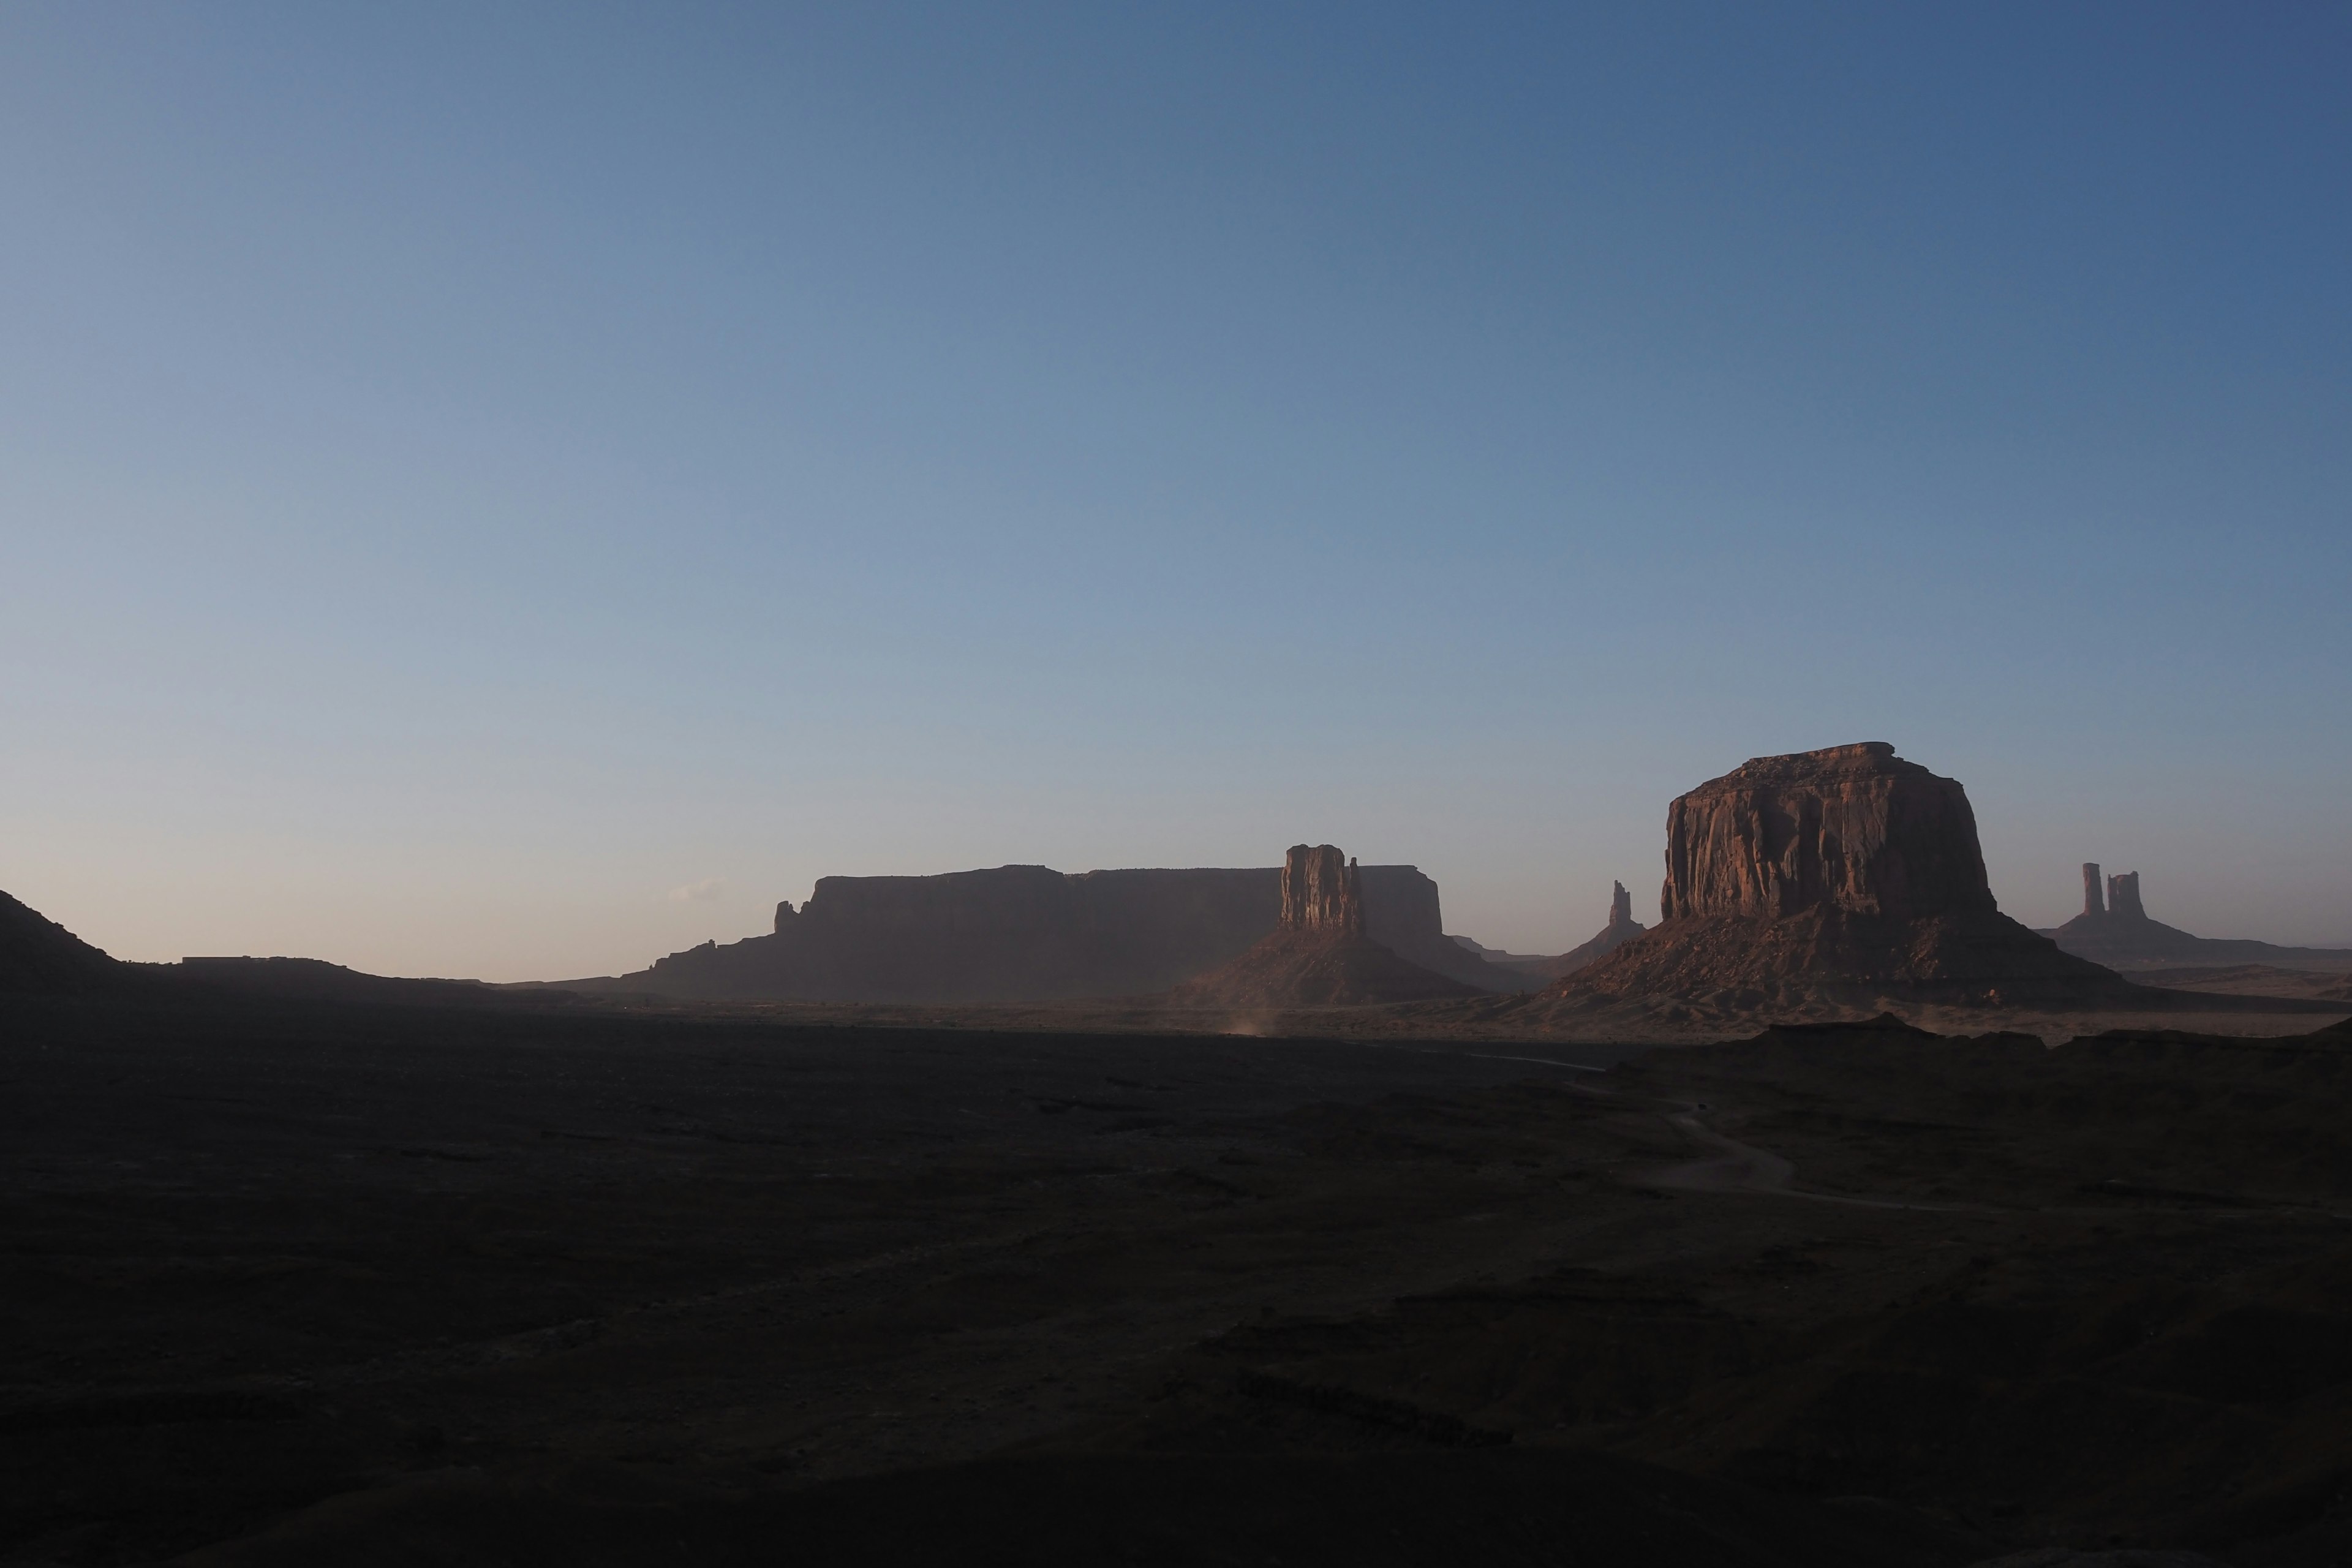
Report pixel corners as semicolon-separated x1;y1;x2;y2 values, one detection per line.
5;994;2351;1566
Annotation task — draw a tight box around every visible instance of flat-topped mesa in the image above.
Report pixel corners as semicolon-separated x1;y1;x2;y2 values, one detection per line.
1281;845;1363;935
2082;863;2105;918
1526;743;2141;1017
2107;871;2146;922
1660;741;1997;924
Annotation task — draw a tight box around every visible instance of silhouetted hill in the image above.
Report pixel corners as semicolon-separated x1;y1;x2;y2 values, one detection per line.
0;889;123;993
175;957;567;1009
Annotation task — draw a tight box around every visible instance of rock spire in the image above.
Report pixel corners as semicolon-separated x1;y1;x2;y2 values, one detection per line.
1281;845;1363;935
2106;871;2145;921
1171;843;1476;1008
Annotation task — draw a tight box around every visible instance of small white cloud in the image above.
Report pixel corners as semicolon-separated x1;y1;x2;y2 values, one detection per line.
667;878;726;903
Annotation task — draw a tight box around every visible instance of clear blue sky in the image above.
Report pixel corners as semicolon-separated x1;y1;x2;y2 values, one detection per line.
4;3;2348;978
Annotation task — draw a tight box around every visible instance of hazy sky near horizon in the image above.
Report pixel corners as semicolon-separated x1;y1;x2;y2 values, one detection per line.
4;4;2349;979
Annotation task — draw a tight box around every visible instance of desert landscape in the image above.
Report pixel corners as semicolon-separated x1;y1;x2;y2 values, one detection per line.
7;744;2352;1566
10;13;2348;1565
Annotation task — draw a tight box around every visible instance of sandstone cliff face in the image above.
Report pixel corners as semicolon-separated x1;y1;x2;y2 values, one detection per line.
1280;845;1362;935
1660;742;1996;924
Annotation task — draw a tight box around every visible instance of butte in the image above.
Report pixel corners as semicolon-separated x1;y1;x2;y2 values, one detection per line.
1169;845;1480;1008
1522;742;2135;1022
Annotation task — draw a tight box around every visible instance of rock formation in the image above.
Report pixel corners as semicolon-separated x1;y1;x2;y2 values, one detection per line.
573;861;1520;1003
1528;744;2136;1017
1537;881;1649;979
0;889;123;993
1167;845;1481;1009
2106;870;2145;921
2047;869;2352;973
1658;743;1997;923
1281;843;1362;933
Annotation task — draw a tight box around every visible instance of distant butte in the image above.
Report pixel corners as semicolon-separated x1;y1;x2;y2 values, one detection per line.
1515;743;2139;1022
1536;881;1648;979
1168;845;1482;1008
2045;862;2352;973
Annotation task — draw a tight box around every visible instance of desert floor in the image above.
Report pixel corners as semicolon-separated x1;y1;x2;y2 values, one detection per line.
7;993;2352;1565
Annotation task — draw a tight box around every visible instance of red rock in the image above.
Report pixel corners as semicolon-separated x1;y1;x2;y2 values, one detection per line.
1281;844;1362;934
1660;742;1996;922
1169;845;1480;1008
1537;744;2135;1016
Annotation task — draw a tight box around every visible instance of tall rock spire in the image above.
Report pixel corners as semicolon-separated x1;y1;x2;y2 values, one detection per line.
2107;871;2145;921
1280;845;1363;936
2082;863;2105;918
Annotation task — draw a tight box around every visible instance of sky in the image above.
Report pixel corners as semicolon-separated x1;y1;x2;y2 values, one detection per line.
3;3;2348;979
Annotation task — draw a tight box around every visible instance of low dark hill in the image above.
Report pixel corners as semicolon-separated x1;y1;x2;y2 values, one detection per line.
0;888;570;1008
573;862;1520;1003
0;889;124;993
174;957;570;1009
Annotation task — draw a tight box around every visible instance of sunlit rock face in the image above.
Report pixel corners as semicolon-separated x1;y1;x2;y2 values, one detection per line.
1660;742;1997;924
1280;844;1363;935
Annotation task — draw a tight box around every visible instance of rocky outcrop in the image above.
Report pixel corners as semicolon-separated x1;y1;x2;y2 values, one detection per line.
1660;742;1997;922
1168;845;1482;1009
1528;744;2137;1018
1539;881;1649;979
2047;870;2352;973
0;889;123;993
1281;844;1362;933
575;861;1521;1003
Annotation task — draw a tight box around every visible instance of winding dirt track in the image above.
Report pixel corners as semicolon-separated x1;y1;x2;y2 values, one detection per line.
1652;1107;1982;1212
